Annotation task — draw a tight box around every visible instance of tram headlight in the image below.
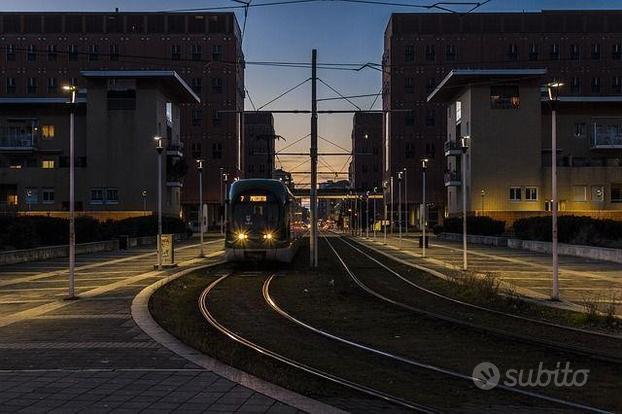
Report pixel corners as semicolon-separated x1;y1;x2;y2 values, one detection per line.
237;232;248;241
263;232;274;241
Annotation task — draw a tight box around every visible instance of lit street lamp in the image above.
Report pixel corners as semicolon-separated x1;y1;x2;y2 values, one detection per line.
154;136;164;271
373;186;378;239
460;135;470;271
421;158;429;258
197;159;205;258
383;180;388;244
142;190;147;217
403;167;408;236
63;84;77;300
390;175;394;235
220;167;224;235
547;81;564;301
480;189;485;214
398;171;403;248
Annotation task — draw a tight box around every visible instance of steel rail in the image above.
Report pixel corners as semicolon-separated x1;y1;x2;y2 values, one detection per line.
263;271;613;414
342;235;622;340
198;273;438;413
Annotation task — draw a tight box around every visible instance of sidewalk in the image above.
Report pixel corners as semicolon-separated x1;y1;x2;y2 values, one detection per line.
355;233;622;315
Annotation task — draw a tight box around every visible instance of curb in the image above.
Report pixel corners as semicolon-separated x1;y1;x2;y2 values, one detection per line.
131;262;345;414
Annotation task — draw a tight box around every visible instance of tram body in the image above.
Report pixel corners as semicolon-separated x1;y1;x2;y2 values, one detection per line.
225;179;305;263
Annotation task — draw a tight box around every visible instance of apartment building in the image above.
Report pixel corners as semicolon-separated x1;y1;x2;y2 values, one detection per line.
0;12;244;223
383;10;622;225
427;68;622;224
0;70;199;219
350;112;382;192
244;112;275;179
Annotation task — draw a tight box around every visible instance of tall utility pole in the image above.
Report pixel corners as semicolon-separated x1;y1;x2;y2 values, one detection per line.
547;81;563;301
390;176;394;235
404;168;408;236
309;49;318;268
398;171;402;248
155;136;164;271
461;136;470;271
422;159;428;258
197;159;205;258
220;167;224;235
63;85;77;300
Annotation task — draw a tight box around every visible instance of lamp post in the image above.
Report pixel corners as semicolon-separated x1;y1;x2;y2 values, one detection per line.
480;189;485;215
547;81;564;301
383;180;388;244
63;84;77;299
460;135;470;271
421;158;429;258
373;186;378;239
154;136;164;271
390;175;394;235
398;171;403;248
223;172;229;238
219;167;224;235
366;191;370;239
359;195;363;237
197;159;205;258
142;190;147;216
403;167;408;236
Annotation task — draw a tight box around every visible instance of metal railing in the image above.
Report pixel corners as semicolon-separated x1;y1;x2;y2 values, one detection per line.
0;134;37;149
591;119;622;148
444;140;462;155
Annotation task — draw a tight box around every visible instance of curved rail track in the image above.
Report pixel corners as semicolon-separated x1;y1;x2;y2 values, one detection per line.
263;274;613;414
326;234;622;364
199;272;438;413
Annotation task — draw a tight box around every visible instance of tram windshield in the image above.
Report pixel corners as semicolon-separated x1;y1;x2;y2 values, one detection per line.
231;192;281;231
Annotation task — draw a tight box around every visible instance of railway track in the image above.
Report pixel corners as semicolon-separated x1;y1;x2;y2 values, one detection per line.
327;234;622;364
263;274;613;414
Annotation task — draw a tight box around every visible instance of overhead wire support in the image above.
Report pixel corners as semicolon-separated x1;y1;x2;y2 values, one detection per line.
317;78;362;111
256;77;312;111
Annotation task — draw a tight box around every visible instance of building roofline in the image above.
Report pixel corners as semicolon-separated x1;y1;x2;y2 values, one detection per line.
80;70;200;103
427;68;547;103
544;96;622;103
0;97;87;105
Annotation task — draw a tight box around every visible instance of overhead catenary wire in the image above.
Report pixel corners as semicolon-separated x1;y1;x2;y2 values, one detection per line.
318;78;362;111
256;77;311;111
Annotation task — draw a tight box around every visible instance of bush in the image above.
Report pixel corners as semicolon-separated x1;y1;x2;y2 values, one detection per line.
435;216;506;236
513;215;622;247
0;215;188;250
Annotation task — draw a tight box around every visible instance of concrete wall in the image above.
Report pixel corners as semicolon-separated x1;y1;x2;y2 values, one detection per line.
0;240;119;265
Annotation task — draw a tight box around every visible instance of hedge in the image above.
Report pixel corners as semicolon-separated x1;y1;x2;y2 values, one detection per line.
513;215;622;248
0;215;189;251
433;216;506;236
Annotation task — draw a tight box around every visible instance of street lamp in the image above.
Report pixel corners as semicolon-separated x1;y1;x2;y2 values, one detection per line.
223;172;229;237
383;180;389;244
365;191;370;239
373;186;378;239
219;167;224;235
154;136;164;271
398;171;403;248
142;190;147;216
480;189;485;215
63;84;77;300
460;135;470;271
403;167;408;236
421;158;429;258
390;175;394;235
197;159;205;258
547;80;564;301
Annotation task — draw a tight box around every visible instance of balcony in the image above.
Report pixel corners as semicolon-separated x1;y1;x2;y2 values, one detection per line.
591;119;622;149
444;171;461;187
444;140;463;157
0;134;37;151
166;143;183;158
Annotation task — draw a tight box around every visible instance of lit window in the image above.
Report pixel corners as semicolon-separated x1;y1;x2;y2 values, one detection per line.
509;187;522;201
41;160;55;168
572;185;587;202
525;187;538;201
7;195;18;206
42;125;55;139
491;85;520;109
42;188;55;204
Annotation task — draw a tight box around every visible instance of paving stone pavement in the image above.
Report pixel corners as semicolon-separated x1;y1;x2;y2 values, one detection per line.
0;238;302;413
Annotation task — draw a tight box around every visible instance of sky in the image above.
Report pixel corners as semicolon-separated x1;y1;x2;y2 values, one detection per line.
4;0;622;183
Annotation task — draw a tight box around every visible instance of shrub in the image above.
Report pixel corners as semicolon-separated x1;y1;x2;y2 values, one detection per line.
513;215;622;247
436;216;506;236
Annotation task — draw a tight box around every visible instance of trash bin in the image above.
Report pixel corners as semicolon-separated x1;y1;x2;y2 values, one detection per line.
119;235;129;250
418;235;429;248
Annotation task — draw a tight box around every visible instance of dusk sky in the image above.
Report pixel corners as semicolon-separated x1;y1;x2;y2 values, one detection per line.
4;0;621;182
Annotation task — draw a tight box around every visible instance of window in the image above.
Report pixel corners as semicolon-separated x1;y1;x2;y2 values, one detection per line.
445;44;456;61
574;122;586;137
425;143;435;158
110;44;119;61
572;185;587;202
191;110;202;126
48;44;57;61
404;45;415;63
591;43;601;60
613;43;622;60
171;45;181;60
7;194;18;206
27;78;37;95
69;45;79;61
191;78;202;94
213;111;222;127
89;44;99;61
90;188;104;204
425;45;435;61
47;77;57;93
550;43;560;60
192;44;201;61
528;43;538;61
41;125;55;139
106;188;119;203
507;43;518;60
525;187;538;201
592;185;604;202
570;44;580;60
490;85;519;109
425;110;435;127
212;77;223;93
27;45;37;62
591;77;601;93
571;76;581;94
42;188;55;204
613;76;622;93
6;44;16;61
425;78;436;93
107;90;136;111
405;143;414;159
212;45;223;61
42;160;55;169
405;111;415;126
6;78;16;95
191;142;202;159
212;143;223;159
611;183;622;203
405;77;414;94
509;187;521;201
25;188;38;204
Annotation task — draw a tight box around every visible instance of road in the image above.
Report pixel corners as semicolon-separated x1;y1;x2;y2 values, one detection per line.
0;237;299;413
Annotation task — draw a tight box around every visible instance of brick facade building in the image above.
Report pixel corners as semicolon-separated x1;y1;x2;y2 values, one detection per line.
350;112;382;192
244;112;275;179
